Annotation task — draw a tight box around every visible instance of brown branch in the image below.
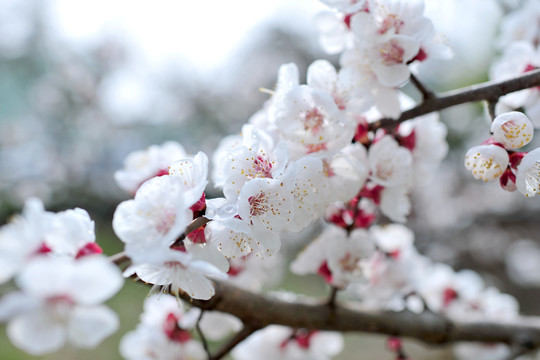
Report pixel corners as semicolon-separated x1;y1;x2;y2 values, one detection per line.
181;281;540;349
196;310;211;360
370;69;540;131
409;72;436;101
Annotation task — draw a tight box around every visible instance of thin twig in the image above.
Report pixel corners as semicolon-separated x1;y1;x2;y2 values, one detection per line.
409;73;436;101
487;98;498;122
326;287;339;308
210;325;261;360
109;251;128;266
371;68;540;130
196;310;211;360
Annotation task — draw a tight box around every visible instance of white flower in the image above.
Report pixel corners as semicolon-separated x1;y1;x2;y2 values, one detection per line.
291;225;374;288
4;256;122;355
0;198;54;283
496;0;540;48
464;144;509;182
516;148;540;197
271;85;354;159
199;311;243;341
315;11;353;54
205;214;281;259
168;151;209;207
490;111;534;150
114;141;188;194
231;325;344;360
124;247;227;300
237;178;294;235
112;175;191;262
285;157;329;233
222;131;289;202
120;294;206;360
368;135;413;187
324;143;369;203
307;59;372;114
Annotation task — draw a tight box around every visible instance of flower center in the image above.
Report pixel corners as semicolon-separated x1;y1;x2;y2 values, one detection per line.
248;192;268;216
379;39;405;65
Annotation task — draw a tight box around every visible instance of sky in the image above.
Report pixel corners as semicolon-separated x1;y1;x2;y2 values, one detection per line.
47;0;327;74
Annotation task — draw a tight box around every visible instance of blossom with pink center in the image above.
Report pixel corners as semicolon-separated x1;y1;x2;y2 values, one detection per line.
416;263;485;315
112;175;191;263
290;225;374;288
490;111;534;150
1;256;122;355
237;178;294;235
231;325;344;360
464;144;509;182
271;84;354;159
221;126;289;201
0;198;104;284
120;294;206;360
114;141;188;194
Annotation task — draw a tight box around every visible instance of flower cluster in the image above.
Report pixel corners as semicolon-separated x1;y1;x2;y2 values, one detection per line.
464;111;540;197
113;149;228;300
0;198;123;355
315;0;451;116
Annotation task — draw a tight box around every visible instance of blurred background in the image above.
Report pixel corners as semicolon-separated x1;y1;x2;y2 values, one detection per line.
1;0;540;359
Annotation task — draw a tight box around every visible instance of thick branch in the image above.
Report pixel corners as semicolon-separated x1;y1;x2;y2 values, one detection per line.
371;69;540;131
182;281;540;348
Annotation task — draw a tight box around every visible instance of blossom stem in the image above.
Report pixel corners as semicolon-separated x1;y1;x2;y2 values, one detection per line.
195;310;211;360
326;286;339;308
210;325;261;360
409;73;436;101
371;68;540;129
487;98;498;122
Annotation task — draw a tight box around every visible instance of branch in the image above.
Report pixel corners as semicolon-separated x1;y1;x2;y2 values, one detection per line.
370;69;540;131
182;281;540;348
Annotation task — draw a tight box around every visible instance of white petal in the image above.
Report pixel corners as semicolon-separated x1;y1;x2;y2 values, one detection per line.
68;305;119;348
8;308;66;355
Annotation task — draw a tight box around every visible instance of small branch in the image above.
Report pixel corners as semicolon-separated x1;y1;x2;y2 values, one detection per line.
109;251;128;266
487;98;498;122
210;325;261;360
196;310;211;360
173;216;211;246
180;281;540;349
371;69;540;131
326;287;339;308
186;216;211;235
409;73;436;101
